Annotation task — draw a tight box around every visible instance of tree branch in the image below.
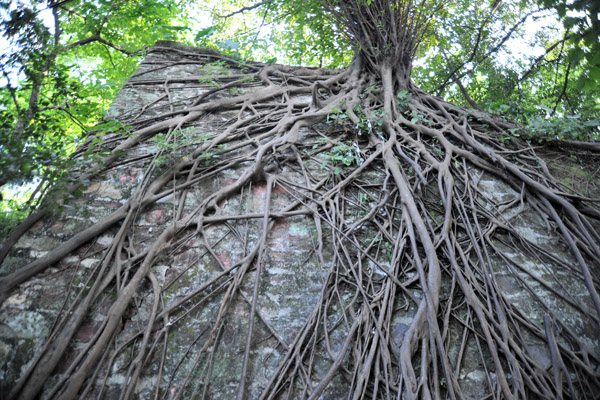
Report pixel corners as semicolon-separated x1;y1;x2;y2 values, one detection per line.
48;0;77;9
1;66;22;115
97;37;134;55
52;5;61;45
551;62;571;116
436;8;547;94
454;77;484;111
65;34;101;49
219;2;265;19
65;34;133;55
518;30;586;83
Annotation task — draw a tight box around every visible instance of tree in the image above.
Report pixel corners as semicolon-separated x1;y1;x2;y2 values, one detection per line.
1;0;599;399
0;0;193;230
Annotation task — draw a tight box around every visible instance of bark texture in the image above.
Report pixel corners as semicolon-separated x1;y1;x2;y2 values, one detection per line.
0;37;599;399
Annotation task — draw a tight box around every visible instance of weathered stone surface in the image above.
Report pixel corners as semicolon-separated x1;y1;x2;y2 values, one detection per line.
1;41;599;399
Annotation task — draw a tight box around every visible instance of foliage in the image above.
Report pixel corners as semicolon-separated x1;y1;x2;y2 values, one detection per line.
538;0;600;90
323;140;363;174
410;0;599;123
148;128;214;167
0;0;193;229
526;114;600;141
0;182;34;236
191;0;353;67
489;101;600;142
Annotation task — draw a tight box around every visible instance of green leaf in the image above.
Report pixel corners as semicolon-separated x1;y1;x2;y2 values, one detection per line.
194;25;218;42
582;78;597;92
164;25;190;32
567;48;584;64
575;76;587;90
589;67;600;83
563;17;578;30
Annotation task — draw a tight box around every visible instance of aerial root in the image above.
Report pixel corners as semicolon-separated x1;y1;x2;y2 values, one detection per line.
2;54;600;399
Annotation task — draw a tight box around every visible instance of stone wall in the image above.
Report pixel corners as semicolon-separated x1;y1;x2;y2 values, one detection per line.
1;41;598;399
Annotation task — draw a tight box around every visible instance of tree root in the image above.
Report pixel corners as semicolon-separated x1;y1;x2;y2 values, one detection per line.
1;45;599;399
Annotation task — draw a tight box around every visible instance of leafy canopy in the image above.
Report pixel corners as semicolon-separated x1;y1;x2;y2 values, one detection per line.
0;0;194;231
1;0;598;231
